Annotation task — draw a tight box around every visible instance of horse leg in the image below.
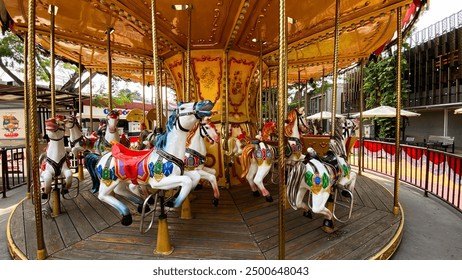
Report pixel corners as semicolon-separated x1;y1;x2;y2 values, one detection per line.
40;171;53;198
114;183;147;214
253;164;273;202
295;183;312;218
98;181;133;226
311;191;332;220
62;168;73;194
152;176;194;208
198;169;220;207
202;166;216;175
245;161;259;196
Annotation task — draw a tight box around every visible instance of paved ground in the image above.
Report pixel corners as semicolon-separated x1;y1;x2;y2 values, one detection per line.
1;171;462;260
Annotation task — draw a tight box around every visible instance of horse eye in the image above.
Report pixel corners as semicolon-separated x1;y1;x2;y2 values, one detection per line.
180;107;185;111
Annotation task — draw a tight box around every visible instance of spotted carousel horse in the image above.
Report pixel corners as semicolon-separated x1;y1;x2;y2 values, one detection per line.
90;101;214;226
183;118;220;206
84;110;130;193
40;115;73;197
286;116;357;232
239;108;309;201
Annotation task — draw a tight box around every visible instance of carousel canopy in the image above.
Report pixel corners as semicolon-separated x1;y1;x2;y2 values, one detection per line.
0;0;423;85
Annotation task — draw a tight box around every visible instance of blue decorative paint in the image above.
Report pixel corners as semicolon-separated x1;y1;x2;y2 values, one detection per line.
314;176;321;185
162;161;174;177
149;162;155;177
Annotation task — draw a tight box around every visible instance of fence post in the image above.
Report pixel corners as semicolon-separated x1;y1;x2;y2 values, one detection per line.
1;148;7;198
424;147;430;197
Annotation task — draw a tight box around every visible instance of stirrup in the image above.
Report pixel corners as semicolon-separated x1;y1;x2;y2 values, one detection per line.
332;186;354;223
62;177;80;200
139;190;159;234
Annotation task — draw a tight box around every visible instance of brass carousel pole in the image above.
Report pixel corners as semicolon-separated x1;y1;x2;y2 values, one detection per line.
142;60;146;124
106;27;114;110
393;6;403;216
29;0;47;260
185;7;192;102
258;40;264;130
277;0;287;260
323;0;341;233
77;51;84;181
89;68;93;133
151;0;173;255
330;0;340;136
23;33;31;199
49;5;56;117
320;68;325;132
358;59;365;175
49;4;61;217
151;0;161;132
164;69;169;123
223;50;230;188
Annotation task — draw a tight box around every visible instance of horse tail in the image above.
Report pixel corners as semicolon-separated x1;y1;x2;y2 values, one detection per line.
84;152;102;193
225;137;236;156
240;144;254;179
286;161;305;210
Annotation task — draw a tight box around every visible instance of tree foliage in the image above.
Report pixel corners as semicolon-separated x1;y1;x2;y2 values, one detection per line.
363;45;410;139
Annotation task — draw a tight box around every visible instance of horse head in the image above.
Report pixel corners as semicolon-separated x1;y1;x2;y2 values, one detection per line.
106;109;120;134
174;100;214;131
200;118;220;144
45;115;66;140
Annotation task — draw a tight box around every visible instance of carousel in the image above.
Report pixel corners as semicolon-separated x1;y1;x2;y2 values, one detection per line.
0;0;424;260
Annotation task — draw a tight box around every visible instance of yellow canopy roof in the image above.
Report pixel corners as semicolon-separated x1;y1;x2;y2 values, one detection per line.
0;0;421;83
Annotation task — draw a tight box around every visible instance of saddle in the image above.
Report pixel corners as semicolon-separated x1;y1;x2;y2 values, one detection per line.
112;142;153;184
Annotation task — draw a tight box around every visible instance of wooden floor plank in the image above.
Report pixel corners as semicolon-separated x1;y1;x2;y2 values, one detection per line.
8;174;403;260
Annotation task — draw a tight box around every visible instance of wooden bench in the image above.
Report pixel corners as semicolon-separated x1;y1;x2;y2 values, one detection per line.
427;135;455;153
405;135;426;146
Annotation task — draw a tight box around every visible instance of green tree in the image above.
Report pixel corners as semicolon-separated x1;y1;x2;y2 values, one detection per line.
363;45;410;139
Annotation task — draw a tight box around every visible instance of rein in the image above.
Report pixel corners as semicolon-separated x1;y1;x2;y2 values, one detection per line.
157;149;185;175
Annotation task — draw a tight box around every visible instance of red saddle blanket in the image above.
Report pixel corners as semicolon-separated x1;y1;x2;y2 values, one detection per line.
112;143;153;184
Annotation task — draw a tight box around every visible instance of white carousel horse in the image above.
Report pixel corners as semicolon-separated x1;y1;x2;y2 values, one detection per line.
239;108;309;202
84;110;129;193
40;115;73;197
91;100;214;226
183;118;220;206
286;116;357;231
66;115;97;156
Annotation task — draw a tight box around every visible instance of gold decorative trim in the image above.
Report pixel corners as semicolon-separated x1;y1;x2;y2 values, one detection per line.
6;198;29;260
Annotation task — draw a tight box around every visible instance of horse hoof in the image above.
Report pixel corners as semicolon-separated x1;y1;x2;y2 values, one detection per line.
195;184;203;190
212;198;219;207
61;188;69;195
90;188;99;194
321;219;335;233
165;200;174;208
303;211;313;219
138;204;150;214
147;196;155;205
265;195;273;202
341;189;352;198
41;193;48;200
121;215;133;226
252;191;260;197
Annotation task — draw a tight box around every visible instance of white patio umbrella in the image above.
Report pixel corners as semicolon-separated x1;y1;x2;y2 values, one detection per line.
351;105;420;118
307;111;344;120
454;108;462;114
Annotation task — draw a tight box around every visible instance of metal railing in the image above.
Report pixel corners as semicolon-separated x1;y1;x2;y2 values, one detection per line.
410;10;462;47
349;140;462;212
1;145;28;198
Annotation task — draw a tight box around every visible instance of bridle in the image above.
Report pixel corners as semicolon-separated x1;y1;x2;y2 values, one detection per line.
175;102;201;132
199;122;217;144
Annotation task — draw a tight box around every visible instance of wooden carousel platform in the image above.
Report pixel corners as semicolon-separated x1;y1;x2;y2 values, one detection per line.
7;173;402;260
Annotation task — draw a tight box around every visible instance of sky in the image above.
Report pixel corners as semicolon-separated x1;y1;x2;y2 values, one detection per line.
413;0;462;31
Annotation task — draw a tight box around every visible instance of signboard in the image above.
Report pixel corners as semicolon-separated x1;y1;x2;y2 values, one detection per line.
0;108;25;140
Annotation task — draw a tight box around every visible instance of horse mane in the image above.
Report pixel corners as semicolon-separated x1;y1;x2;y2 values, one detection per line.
185;121;200;147
329;117;347;157
284;109;297;136
261;122;276;141
155;110;177;149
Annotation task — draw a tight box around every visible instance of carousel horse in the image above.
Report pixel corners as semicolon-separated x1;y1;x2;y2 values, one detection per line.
183;118;220;206
84;110;129;193
286;116;357;231
40;115;73;197
66;115;97;157
90;100;214;226
239;108;309;202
